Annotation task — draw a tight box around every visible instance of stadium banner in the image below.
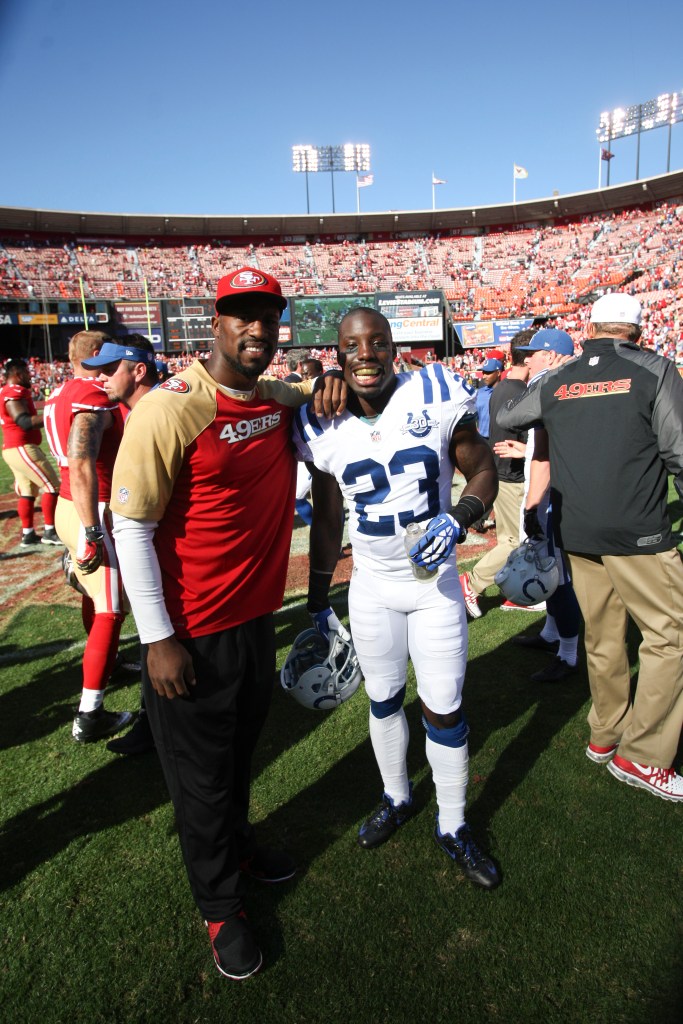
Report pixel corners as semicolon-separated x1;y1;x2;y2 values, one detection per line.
455;317;534;348
114;301;162;328
375;291;444;343
0;313;18;325
18;313;58;325
57;313;103;326
291;295;360;347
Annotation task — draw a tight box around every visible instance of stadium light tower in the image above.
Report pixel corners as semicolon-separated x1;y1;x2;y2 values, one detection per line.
596;91;683;186
292;143;371;213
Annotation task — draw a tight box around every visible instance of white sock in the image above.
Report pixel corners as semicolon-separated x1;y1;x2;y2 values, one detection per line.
558;636;578;666
78;689;104;713
426;736;469;836
368;707;410;806
540;614;560;643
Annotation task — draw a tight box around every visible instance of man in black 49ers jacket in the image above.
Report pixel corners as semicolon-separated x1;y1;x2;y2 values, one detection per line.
498;292;683;803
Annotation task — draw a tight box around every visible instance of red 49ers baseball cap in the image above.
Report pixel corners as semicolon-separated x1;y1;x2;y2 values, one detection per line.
215;266;287;314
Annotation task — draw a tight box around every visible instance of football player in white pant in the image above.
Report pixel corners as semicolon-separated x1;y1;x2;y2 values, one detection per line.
293;307;501;889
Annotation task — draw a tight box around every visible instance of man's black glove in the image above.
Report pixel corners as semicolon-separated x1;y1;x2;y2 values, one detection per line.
523;506;544;541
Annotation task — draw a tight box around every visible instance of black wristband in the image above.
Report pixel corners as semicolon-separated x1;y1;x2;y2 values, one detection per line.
15;413;34;431
452;494;488;530
307;568;333;612
84;526;104;542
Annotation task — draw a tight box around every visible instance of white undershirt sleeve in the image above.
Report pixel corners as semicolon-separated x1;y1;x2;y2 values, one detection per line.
112;513;175;643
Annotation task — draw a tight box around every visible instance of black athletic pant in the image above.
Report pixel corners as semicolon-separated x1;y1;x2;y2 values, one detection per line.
142;613;276;922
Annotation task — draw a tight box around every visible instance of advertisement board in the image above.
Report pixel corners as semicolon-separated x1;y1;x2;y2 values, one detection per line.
455;317;534;348
375;291;444;343
114;302;162;328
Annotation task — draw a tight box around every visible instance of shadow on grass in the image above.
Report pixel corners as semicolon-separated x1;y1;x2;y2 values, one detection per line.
0;752;170;894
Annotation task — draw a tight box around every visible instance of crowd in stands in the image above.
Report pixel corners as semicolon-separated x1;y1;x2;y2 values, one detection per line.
1;200;682;355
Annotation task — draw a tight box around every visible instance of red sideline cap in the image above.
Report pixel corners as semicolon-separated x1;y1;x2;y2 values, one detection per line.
215;266;287;313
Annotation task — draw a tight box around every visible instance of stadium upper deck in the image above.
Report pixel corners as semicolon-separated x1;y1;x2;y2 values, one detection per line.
0;170;681;357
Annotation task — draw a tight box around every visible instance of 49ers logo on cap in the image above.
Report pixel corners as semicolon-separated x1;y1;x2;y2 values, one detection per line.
231;270;267;289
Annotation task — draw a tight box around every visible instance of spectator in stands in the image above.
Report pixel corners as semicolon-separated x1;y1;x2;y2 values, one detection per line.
0;359;62;546
498;293;683;801
283;349;307;382
156;358;173;383
300;357;324;380
460;336;530;617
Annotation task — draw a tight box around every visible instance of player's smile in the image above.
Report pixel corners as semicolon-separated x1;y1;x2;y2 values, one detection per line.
337;308;397;416
209;296;282;387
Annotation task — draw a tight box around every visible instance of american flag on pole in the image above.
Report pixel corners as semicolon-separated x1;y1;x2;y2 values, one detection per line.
357;173;374;187
432;175;447;185
601;148;614;161
513;165;528;179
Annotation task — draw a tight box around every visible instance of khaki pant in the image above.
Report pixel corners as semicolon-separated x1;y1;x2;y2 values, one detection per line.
567;549;683;767
470;480;524;595
55;497;125;615
2;443;59;496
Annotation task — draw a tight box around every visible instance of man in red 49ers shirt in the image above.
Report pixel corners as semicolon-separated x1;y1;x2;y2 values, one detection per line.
0;359;61;546
110;267;342;981
44;330;135;744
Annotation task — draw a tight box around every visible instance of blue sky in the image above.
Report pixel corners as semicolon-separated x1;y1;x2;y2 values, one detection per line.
0;0;681;218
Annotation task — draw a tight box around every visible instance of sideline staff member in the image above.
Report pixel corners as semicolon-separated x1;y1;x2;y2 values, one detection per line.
111;268;315;981
498;293;683;802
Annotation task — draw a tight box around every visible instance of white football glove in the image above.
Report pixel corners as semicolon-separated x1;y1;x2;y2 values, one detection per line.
309;606;351;643
408;512;464;570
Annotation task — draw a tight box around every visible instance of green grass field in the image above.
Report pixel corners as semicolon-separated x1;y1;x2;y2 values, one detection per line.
1;463;682;1023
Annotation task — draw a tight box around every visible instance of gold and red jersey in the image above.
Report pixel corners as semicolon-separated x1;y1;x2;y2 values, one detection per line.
110;360;312;638
43;377;124;502
0;383;41;447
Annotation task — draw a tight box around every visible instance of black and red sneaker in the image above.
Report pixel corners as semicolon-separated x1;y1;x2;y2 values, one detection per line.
206;913;262;980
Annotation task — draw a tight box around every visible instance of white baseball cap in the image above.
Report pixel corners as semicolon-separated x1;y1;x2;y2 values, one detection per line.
589;292;642;326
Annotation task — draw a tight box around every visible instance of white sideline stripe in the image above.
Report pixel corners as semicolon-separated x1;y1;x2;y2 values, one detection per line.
0;632;140;667
3;565;62;601
0;598;312;667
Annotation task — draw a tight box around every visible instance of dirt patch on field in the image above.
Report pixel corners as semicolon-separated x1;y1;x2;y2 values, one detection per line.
0;501;498;628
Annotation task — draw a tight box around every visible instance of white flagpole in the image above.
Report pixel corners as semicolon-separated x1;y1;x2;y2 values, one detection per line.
513;165;516;204
598;146;602;189
432;172;435;211
356;174;360;214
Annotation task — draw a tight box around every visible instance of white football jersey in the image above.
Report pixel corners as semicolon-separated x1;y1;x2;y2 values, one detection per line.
293;364;476;578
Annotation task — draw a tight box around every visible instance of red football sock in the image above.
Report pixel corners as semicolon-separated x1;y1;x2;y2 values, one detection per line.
81;612;123;696
17;495;35;530
81;595;95;635
41;491;58;527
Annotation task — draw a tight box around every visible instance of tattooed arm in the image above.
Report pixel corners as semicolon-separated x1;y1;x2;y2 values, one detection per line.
67;410;113;527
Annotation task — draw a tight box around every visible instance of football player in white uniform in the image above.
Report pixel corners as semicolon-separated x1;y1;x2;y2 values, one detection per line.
293;307;501;889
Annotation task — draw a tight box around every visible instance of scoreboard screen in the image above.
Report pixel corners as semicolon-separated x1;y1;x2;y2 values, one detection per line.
291;295;358;346
163;300;214;351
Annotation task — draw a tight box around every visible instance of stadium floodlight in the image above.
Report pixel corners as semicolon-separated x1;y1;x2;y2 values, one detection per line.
292;143;371;213
596;92;682;185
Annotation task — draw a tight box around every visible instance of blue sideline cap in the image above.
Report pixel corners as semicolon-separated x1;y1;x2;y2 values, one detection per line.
82;342;156;368
517;328;574;356
481;358;503;372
